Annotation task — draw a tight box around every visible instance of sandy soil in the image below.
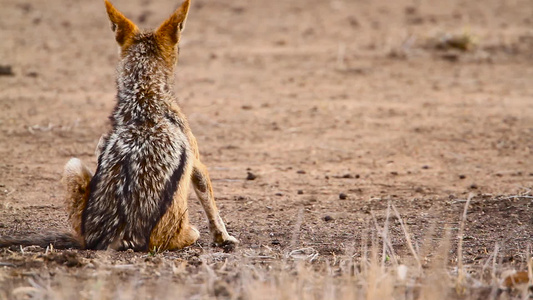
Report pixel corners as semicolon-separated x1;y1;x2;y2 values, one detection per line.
0;0;532;297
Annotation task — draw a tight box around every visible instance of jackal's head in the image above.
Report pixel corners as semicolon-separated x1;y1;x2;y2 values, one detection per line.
104;0;190;68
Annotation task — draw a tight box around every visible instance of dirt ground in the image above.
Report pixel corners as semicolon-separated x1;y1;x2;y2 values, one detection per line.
0;0;532;298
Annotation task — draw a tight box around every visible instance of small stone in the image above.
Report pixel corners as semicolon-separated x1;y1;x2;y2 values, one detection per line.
339;193;347;200
421;165;430;169
231;6;245;14
342;174;353;178
0;65;14;76
459;174;466;179
469;184;478;189
296;170;306;174
390;171;398;176
405;6;417;15
297;190;304;195
271;240;281;245
441;53;459;62
246;172;256;180
275;192;283;196
347;16;360;28
324;215;334;222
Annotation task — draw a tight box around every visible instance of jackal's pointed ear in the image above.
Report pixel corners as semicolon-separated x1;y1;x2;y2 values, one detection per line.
156;0;191;46
104;0;138;46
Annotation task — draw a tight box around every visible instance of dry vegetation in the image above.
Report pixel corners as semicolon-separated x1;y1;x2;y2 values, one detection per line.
1;196;532;299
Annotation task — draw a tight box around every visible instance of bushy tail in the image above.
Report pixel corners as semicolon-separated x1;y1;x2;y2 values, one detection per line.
0;232;82;249
62;158;92;242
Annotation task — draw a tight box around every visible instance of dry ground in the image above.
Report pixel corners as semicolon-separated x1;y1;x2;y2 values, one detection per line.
0;0;532;298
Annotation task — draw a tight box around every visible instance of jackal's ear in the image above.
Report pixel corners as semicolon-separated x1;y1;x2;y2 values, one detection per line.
104;0;138;46
156;0;191;46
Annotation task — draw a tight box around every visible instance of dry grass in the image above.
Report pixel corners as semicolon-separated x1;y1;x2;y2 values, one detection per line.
0;198;531;300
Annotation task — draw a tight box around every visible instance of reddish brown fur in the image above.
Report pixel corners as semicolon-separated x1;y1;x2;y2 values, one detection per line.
104;0;138;50
155;0;190;67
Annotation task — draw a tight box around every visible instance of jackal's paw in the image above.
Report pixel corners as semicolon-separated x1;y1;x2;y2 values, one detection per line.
213;234;239;252
222;235;239;245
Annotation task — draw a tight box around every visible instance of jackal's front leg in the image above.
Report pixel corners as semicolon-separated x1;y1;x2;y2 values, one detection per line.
191;159;238;246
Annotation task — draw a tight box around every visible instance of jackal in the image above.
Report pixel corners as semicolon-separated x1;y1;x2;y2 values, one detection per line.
0;0;238;252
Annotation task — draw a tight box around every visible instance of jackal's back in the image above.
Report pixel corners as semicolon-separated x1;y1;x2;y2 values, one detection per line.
83;115;191;251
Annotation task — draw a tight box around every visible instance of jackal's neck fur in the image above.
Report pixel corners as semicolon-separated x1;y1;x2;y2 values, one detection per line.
113;32;178;127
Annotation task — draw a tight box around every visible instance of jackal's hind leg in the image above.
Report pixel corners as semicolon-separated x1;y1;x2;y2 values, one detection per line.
150;211;200;251
165;225;199;251
62;158;92;242
191;160;238;246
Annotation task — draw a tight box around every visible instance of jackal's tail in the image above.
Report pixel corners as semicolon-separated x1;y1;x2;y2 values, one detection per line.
0;232;82;249
62;158;93;245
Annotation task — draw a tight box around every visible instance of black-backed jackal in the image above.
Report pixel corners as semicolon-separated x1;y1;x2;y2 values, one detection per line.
1;0;238;252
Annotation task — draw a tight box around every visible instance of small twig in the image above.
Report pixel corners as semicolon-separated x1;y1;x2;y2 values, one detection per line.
243;255;275;259
289;247;318;262
290;208;304;250
480;242;498;281
111;264;136;270
369;211;398;267
451;199;469;204
527;244;533;288
381;202;391;269
392;204;422;271
504;196;533;200
456;193;473;294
